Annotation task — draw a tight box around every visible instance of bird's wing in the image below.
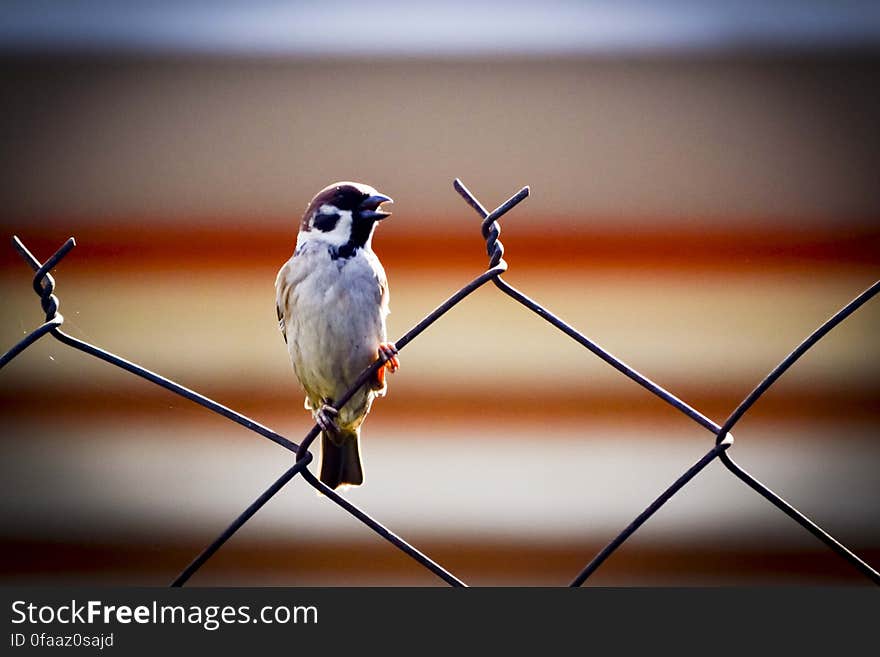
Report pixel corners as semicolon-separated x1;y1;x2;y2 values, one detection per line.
274;259;294;344
276;301;287;344
370;252;390;318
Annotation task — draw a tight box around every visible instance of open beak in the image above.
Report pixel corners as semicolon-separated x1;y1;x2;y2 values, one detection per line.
358;193;393;221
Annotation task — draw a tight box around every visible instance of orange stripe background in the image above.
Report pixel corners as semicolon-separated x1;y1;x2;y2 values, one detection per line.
1;52;878;586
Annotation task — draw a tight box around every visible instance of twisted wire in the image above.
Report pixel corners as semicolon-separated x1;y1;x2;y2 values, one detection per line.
453;179;879;586
0;237;75;369
454;179;721;434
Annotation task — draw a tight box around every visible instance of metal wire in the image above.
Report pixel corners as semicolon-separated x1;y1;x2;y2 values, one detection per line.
171;456;313;587
452;179;880;586
2;178;878;588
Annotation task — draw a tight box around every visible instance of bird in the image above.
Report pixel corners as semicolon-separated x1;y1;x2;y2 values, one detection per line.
275;181;399;490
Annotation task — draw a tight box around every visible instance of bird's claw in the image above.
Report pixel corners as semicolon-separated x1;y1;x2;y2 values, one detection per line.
315;404;340;436
373;342;400;390
378;342;400;373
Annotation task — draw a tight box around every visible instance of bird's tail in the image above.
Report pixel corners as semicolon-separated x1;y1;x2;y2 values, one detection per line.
319;428;364;490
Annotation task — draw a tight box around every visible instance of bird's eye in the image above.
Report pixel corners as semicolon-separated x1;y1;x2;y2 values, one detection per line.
312;212;339;232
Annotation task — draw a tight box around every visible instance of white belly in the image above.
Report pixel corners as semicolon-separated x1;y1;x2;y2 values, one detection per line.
277;246;388;429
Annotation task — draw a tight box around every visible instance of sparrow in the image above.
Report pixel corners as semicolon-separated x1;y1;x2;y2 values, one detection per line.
275;181;399;490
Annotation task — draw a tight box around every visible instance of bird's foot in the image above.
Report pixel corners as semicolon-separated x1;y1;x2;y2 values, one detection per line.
372;342;400;389
379;342;400;372
315;403;340;437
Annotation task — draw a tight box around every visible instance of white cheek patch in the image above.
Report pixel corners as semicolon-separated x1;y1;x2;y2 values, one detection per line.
296;204;354;250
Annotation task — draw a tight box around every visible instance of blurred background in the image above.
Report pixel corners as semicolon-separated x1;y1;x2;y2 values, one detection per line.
0;0;878;586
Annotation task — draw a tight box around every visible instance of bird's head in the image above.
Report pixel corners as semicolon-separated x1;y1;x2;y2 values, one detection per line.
296;181;393;257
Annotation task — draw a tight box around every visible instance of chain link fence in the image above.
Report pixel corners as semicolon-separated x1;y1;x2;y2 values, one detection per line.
2;179;878;587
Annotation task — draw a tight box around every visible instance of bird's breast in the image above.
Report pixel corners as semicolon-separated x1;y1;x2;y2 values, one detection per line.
281;247;387;415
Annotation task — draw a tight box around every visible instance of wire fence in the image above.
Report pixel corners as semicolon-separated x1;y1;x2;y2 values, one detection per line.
2;178;878;587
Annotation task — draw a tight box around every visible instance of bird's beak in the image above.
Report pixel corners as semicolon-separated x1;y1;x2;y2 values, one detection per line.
358;193;393;221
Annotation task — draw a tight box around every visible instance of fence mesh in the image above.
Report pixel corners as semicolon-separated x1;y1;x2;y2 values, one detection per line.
2;179;878;587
